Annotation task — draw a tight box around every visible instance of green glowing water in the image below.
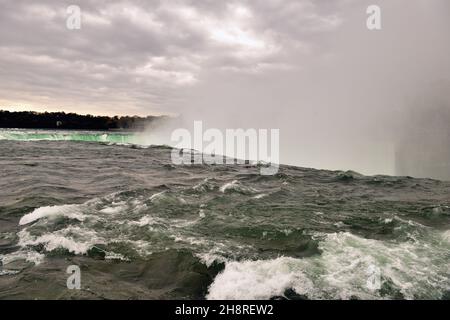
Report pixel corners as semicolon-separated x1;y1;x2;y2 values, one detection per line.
0;129;137;144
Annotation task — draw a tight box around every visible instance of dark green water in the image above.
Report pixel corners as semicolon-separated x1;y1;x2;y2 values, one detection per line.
0;130;449;299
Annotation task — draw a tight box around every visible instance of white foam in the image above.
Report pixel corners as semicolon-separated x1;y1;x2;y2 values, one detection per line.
220;180;239;193
207;257;315;300
19;204;85;225
253;193;268;199
130;215;158;227
0;250;45;266
104;251;130;261
99;202;126;214
196;253;228;267
112;239;152;257
14;195;157;265
207;232;450;300
193;178;216;192
333;221;346;228
220;180;256;194
0;270;20;276
442;230;450;243
150;191;167;202
171;235;209;246
18;226;105;255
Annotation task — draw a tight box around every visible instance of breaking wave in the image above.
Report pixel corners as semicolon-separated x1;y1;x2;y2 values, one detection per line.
207;231;450;300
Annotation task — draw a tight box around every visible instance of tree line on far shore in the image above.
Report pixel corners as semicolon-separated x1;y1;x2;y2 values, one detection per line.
0;110;166;131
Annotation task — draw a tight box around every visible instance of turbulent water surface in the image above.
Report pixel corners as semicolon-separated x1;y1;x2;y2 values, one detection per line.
0;129;450;300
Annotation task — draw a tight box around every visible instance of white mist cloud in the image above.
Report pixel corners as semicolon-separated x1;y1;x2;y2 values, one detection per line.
1;0;449;175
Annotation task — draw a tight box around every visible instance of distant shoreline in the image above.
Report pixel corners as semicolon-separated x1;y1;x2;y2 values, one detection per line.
0;110;167;131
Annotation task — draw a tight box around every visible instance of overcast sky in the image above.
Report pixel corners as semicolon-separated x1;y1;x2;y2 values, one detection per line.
1;0;449;174
0;0;351;116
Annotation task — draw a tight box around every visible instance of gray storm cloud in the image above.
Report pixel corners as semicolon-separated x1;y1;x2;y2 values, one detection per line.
1;0;449;177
